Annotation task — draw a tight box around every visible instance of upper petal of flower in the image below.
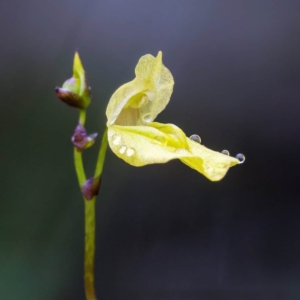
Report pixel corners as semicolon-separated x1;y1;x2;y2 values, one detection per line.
107;122;239;181
106;52;174;126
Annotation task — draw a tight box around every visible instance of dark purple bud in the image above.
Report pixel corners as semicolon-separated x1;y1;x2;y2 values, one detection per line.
72;122;97;151
81;176;101;200
55;86;87;109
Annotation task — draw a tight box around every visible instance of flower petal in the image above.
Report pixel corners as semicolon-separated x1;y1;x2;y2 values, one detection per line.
108;122;188;164
108;122;239;181
106;52;174;126
179;138;239;181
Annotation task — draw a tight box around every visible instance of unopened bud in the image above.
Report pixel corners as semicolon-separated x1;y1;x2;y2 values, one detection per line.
72;122;97;151
55;86;87;109
55;51;91;109
81;176;101;200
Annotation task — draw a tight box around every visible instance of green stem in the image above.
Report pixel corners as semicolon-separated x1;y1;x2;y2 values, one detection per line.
83;127;108;300
73;111;108;300
79;109;86;125
84;196;97;300
74;148;86;187
94;127;108;178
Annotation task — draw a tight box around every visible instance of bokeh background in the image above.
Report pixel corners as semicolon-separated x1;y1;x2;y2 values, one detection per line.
1;0;300;299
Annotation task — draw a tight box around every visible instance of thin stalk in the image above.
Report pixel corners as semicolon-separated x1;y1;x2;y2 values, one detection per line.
74;147;86;187
84;196;97;300
73;111;108;300
94;127;108;178
83;127;108;300
79;109;86;125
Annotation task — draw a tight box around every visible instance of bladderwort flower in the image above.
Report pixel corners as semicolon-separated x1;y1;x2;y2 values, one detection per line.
55;51;245;300
106;51;243;181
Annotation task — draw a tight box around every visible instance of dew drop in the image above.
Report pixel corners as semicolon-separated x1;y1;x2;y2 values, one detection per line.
119;145;127;154
235;153;245;163
126;148;135;157
189;134;201;144
221;149;230;156
112;135;121;145
142;113;152;124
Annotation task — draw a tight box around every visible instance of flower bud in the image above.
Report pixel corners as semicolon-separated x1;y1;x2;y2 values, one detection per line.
72;122;97;151
81;176;101;200
55;51;91;109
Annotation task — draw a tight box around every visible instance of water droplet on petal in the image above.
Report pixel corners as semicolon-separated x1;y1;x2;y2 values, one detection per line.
189;134;201;144
142;113;152;124
126;148;135;157
119;145;127;154
112;135;121;145
221;149;230;156
235;153;245;163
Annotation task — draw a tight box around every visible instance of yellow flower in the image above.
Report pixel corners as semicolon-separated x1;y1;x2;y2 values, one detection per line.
106;52;242;181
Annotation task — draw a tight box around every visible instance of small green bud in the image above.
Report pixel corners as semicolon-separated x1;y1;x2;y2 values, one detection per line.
55;51;91;109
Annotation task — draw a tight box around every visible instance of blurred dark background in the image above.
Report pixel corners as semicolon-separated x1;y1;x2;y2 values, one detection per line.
1;0;300;299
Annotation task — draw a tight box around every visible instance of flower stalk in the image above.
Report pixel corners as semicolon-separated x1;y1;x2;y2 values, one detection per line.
84;196;97;300
74;118;108;300
81;127;108;300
